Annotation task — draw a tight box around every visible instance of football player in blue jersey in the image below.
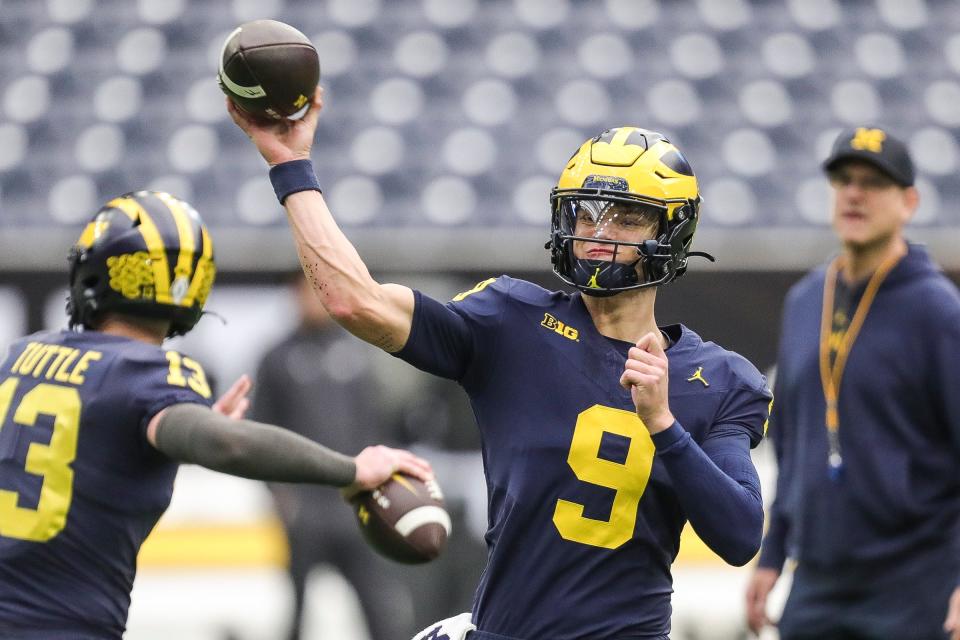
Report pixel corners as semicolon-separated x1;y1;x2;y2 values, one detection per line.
0;190;432;639
229;89;773;640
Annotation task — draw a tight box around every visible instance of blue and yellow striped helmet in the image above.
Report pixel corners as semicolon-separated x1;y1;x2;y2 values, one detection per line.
67;191;216;337
549;127;710;296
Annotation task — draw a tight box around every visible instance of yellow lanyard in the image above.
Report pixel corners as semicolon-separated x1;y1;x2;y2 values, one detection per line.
818;247;904;474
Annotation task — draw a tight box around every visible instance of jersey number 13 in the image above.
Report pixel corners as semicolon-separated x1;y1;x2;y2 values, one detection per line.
0;378;80;542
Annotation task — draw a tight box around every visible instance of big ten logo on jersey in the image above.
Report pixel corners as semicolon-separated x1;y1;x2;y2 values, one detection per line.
8;342;102;386
541;313;579;341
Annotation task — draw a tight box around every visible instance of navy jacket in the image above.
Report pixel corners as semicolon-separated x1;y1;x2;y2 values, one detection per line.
759;244;960;575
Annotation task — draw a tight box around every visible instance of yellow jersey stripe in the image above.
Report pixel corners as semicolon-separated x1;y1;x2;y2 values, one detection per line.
108;197;172;303
763;396;774;436
452;277;496;302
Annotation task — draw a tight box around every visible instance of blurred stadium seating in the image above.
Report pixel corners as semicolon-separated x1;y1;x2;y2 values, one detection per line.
1;1;958;639
1;0;958;272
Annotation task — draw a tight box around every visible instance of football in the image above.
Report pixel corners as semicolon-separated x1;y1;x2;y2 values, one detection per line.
218;19;320;121
350;473;451;564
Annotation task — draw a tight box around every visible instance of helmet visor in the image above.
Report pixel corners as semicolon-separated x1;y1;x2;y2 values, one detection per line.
558;198;664;249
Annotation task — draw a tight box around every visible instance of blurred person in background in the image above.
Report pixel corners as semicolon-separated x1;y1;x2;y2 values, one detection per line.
252;271;421;640
394;374;489;629
0;191;432;640
745;128;960;640
229;90;773;640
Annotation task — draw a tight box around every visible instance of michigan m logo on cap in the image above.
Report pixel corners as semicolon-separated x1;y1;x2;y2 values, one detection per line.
850;128;886;153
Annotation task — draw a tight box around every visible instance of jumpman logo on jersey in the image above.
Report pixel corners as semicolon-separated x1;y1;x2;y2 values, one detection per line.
587;266;602;289
687;366;710;387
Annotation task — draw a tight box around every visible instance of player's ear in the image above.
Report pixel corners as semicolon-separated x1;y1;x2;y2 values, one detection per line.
902;185;919;223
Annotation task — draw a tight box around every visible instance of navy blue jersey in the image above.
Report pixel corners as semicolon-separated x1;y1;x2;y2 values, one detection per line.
0;330;212;639
397;276;770;639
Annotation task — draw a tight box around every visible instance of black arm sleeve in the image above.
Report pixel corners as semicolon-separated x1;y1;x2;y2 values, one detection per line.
652;421;763;567
154;403;357;487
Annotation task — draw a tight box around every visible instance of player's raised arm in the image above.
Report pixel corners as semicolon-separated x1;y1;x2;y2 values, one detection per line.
227;88;414;352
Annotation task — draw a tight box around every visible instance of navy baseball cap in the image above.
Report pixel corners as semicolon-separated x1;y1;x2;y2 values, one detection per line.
822;126;915;187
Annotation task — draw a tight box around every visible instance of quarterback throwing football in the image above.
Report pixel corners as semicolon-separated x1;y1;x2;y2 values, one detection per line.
230;88;772;640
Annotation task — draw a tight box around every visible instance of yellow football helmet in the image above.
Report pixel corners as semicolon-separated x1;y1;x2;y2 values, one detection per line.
67;191;216;337
548;127;711;295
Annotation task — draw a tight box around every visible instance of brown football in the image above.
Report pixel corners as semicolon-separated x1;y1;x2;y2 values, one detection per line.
350;473;451;564
218;19;320;121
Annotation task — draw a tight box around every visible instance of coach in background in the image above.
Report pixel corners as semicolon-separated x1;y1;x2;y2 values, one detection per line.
745;127;960;640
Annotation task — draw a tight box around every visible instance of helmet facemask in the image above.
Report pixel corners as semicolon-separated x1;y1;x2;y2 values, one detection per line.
550;196;663;296
550;190;701;296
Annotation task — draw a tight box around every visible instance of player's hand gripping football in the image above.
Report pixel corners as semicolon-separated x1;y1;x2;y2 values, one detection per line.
211;374;252;419
620;332;675;434
344;445;434;498
227;86;322;166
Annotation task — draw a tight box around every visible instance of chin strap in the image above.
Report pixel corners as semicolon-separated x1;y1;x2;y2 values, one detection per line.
200;308;228;326
571;258;640;296
687;250;716;263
